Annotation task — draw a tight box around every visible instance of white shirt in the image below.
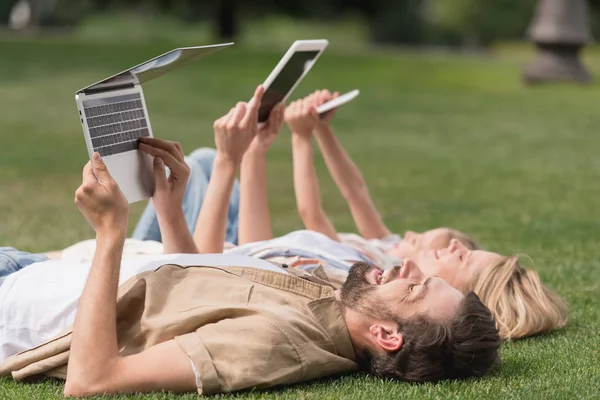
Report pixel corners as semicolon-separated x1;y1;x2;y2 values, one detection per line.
0;253;285;362
227;230;372;269
60;231;374;273
337;233;403;270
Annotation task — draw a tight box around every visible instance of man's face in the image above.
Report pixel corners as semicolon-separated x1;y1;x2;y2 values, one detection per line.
416;239;503;290
340;260;464;323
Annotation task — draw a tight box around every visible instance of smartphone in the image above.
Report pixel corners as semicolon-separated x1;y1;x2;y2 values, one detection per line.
316;89;360;116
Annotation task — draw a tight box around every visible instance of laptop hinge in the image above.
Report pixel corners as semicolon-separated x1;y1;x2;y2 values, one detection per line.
83;82;136;96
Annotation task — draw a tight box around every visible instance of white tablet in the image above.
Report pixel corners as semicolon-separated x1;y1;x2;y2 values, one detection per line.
258;40;329;122
316;89;360;115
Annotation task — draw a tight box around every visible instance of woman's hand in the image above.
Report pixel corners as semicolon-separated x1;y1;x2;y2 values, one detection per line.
285;90;339;137
213;85;265;166
314;89;340;123
248;102;285;154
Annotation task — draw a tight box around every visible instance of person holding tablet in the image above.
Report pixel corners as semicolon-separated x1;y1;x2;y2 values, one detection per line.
284;90;569;341
0;86;501;396
128;89;568;341
41;80;568;342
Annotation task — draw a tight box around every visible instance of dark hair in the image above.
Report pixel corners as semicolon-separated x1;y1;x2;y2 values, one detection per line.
358;292;501;382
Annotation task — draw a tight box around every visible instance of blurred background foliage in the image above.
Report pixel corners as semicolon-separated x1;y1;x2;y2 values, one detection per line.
1;0;600;48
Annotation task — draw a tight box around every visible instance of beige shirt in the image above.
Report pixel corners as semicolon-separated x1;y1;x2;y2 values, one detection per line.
0;264;357;395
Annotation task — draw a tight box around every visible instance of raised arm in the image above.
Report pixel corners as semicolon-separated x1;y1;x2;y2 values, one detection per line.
193;86;265;253
66;154;196;397
238;103;285;245
312;90;391;240
286;94;338;241
138;137;197;254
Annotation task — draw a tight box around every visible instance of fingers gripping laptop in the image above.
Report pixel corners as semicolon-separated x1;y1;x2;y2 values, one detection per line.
75;43;233;203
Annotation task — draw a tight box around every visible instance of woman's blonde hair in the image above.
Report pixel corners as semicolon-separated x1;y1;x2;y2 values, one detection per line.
469;256;569;340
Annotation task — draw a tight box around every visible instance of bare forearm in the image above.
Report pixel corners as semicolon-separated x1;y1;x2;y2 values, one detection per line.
193;154;237;253
65;235;197;396
68;232;125;386
314;125;368;198
239;150;273;245
292;134;338;241
314;125;391;239
157;210;198;254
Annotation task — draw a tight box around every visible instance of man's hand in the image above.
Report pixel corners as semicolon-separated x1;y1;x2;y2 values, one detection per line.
75;153;129;238
138;137;191;218
69;151;196;397
213;85;265;166
285;90;339;136
248;102;285;154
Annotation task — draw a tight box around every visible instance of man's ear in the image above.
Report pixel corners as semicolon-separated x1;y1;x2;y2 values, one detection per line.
369;323;403;352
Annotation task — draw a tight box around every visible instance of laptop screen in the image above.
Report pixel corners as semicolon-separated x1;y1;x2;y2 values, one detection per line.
78;44;233;93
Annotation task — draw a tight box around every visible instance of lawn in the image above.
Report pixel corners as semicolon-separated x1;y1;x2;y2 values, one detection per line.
0;35;599;399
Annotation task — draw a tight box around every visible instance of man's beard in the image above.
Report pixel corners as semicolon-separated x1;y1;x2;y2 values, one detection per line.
340;262;394;320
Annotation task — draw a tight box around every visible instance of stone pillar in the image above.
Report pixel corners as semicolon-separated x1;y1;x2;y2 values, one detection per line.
523;0;593;84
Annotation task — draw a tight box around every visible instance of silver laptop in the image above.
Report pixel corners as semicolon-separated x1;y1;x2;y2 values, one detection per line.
75;43;233;203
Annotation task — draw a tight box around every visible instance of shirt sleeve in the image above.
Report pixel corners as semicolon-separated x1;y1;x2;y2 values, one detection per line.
175;315;302;395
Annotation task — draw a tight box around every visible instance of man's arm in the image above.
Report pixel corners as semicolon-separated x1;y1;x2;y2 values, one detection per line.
238;103;285;245
138;137;197;254
286;94;338;241
193;86;265;253
312;90;392;240
66;154;196;397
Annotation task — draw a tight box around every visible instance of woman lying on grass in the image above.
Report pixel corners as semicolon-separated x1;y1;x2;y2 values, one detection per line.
283;89;569;341
51;90;567;341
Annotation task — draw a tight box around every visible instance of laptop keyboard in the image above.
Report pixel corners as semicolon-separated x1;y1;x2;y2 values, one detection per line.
82;93;150;157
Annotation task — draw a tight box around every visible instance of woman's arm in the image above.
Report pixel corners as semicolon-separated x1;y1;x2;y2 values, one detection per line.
238;103;285;245
286;95;338;241
193;154;239;253
193;87;265;253
312;90;392;240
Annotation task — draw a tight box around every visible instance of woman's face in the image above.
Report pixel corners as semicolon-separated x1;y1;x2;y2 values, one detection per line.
390;228;454;259
415;239;503;291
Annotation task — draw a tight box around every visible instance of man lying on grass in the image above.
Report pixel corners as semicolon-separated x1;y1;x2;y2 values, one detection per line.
0;86;500;396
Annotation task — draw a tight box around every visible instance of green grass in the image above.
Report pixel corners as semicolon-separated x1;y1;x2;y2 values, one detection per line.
1;36;599;399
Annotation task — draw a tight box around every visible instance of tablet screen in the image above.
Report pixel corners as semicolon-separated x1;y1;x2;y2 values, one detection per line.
258;50;320;122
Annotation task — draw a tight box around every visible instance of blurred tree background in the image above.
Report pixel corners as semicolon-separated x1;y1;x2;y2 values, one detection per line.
1;0;600;47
